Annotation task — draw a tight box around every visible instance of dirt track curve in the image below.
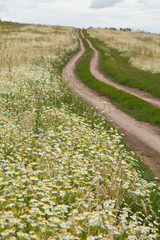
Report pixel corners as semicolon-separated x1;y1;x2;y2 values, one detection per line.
62;32;160;179
87;40;160;108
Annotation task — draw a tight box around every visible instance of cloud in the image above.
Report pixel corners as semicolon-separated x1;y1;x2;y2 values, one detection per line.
141;0;160;9
0;0;160;33
90;0;122;8
90;0;160;9
0;4;7;13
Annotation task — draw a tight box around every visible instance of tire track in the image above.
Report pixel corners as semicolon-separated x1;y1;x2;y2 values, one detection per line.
85;37;160;108
62;31;160;179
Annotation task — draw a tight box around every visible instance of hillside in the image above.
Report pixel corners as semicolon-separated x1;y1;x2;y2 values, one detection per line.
0;22;159;240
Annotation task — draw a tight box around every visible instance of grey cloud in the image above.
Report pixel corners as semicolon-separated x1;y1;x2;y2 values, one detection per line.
90;0;122;8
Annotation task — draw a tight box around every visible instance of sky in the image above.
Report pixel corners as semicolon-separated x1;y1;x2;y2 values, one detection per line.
0;0;160;34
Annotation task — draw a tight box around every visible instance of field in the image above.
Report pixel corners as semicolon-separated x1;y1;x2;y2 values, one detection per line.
88;28;160;74
76;31;160;128
0;22;160;239
87;28;160;98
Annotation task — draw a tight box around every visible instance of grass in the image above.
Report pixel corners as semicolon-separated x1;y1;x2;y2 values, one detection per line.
86;29;160;98
0;20;27;30
0;23;160;239
0;21;77;71
75;31;160;128
88;28;160;75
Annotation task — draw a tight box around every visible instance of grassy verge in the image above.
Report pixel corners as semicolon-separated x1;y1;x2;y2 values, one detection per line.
75;31;160;128
0;27;160;239
85;31;160;99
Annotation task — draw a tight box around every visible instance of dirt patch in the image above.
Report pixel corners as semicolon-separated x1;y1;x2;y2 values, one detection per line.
62;32;160;179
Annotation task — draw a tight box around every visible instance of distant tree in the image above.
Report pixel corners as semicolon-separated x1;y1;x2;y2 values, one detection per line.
110;27;117;31
120;27;132;32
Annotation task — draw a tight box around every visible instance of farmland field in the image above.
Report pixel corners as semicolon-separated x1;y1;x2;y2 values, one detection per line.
88;27;160;74
87;28;160;98
75;31;160;128
0;22;160;239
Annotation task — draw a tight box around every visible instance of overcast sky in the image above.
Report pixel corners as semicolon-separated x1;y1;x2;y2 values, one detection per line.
0;0;160;33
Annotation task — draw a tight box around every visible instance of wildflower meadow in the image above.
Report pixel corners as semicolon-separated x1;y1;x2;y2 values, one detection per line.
0;22;159;240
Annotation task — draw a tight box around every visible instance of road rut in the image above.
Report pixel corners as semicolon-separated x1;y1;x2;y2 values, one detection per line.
62;32;160;179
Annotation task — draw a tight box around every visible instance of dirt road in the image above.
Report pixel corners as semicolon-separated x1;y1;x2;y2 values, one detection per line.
86;39;160;108
62;33;160;179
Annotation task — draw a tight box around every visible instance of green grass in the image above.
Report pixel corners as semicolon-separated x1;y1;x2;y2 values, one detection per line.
75;31;160;128
85;32;160;99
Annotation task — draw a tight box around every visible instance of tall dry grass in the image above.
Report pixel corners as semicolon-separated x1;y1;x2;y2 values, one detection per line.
88;28;160;73
0;23;77;71
0;22;78;128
